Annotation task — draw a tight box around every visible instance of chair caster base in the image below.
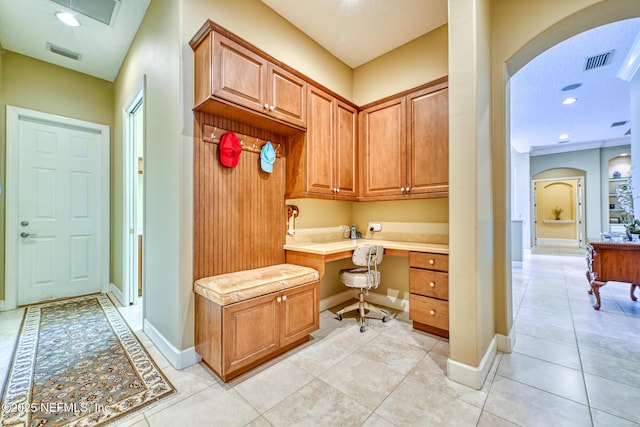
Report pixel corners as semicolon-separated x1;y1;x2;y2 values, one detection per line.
360;325;366;333
336;314;342;321
382;316;389;323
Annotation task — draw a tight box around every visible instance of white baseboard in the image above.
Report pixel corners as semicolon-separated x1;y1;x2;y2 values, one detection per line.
536;238;579;247
319;289;410;313
319;289;354;311
497;325;516;353
143;319;201;370
109;283;125;306
447;336;497;390
365;291;409;312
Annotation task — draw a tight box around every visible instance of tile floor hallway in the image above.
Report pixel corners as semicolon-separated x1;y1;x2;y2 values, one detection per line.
1;249;640;426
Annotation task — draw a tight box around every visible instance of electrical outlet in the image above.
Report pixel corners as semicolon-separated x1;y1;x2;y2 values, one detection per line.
369;223;382;232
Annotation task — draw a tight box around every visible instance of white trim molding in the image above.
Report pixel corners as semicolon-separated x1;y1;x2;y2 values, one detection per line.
109;283;125;307
144;319;201;370
319;289;354;312
497;325;516;353
319;289;410;313
447;336;497;390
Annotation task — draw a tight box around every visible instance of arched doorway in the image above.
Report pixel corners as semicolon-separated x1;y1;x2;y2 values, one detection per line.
531;169;586;248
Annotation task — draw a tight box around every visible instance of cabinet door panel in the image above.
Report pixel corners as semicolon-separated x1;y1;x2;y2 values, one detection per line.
280;281;319;347
408;87;448;194
212;34;267;111
335;101;358;197
268;65;307;128
307;87;335;195
361;98;406;196
223;293;279;374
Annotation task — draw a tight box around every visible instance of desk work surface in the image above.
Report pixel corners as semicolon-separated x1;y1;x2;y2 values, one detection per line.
284;238;448;256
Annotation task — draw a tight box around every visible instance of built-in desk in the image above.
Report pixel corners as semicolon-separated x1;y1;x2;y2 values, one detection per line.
285;239;450;337
284;239;449;280
586;238;640;310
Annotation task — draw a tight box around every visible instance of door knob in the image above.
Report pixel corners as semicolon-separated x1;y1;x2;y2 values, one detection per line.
20;220;29;227
20;232;37;238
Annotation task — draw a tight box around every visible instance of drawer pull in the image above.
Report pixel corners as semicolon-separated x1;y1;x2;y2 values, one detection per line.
429;259;435;265
276;296;282;303
282;295;287;301
430;309;436;316
429;282;435;288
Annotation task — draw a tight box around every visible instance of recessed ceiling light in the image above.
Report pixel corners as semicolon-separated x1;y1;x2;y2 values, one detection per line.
559;134;569;140
562;97;577;105
561;83;582;91
56;12;80;27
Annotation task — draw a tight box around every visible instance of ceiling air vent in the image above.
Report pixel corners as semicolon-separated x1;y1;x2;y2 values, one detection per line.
50;0;120;26
46;42;81;61
611;120;628;127
584;50;614;71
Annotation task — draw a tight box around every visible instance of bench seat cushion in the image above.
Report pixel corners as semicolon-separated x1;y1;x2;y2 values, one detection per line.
194;263;319;306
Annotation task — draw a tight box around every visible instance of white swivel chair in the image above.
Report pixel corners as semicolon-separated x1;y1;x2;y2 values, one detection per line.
336;245;390;332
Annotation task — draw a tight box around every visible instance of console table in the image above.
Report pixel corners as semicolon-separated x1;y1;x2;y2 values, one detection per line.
586;239;640;310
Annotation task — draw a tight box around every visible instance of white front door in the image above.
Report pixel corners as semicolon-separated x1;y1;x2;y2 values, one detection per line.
6;107;110;307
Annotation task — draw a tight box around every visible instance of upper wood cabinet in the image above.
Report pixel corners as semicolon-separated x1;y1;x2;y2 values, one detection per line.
192;24;307;130
360;79;448;199
407;86;449;195
306;85;357;199
359;97;407;198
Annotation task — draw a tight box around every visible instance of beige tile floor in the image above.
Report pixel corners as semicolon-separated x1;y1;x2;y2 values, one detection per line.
1;248;640;426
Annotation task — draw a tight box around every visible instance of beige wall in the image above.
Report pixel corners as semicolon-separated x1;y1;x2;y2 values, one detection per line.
0;52;113;301
353;25;449;106
182;0;353;101
445;0;640;375
114;0;183;346
0;45;4;302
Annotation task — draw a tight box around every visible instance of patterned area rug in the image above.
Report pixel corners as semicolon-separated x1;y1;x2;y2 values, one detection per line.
0;294;175;426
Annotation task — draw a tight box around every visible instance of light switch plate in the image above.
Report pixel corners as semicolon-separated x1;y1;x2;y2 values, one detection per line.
370;223;382;231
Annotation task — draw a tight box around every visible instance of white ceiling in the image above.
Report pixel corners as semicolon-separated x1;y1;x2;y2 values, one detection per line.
511;18;640;154
0;0;150;82
0;1;637;155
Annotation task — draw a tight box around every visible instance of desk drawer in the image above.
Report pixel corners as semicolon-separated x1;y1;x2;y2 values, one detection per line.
409;252;448;272
409;294;449;331
409;268;448;299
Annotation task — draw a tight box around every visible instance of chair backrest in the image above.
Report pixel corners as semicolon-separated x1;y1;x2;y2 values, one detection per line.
352;245;384;267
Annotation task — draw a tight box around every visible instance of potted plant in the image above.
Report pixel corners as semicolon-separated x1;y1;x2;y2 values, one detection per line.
552;206;564;220
626;218;640;239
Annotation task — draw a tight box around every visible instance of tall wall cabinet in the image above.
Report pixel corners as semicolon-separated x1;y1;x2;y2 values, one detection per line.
360;79;449;200
305;85;358;199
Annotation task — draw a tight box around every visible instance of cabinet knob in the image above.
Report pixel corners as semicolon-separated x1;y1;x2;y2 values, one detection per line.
264;103;270;110
429;282;435;288
269;105;276;111
282;295;287;301
400;187;405;193
406;187;411;193
429;259;435;265
335;188;339;193
276;296;282;303
429;309;436;316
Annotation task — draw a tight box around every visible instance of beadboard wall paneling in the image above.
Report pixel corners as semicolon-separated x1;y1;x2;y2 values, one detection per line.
193;112;288;280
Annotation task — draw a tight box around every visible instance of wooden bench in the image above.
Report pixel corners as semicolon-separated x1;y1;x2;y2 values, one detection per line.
194;263;319;381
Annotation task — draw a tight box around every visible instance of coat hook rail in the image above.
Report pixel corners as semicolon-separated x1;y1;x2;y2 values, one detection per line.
202;124;282;157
